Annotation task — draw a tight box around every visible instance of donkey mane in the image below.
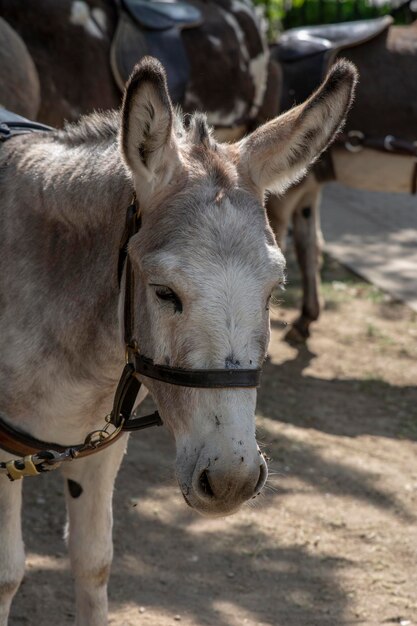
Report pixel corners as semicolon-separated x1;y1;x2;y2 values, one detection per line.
55;110;121;146
55;106;216;152
53;103;236;203
52;107;233;193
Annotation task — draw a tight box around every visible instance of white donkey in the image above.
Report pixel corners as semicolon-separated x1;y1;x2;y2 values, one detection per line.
0;57;356;625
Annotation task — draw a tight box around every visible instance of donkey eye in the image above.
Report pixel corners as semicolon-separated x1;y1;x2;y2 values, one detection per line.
151;285;183;313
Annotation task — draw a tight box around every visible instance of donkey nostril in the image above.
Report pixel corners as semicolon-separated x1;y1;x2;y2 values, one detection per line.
199;470;214;498
254;460;268;494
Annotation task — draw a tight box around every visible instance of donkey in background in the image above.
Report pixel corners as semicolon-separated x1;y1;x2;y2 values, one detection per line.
268;17;417;341
0;0;278;133
0;57;356;625
0;16;40;119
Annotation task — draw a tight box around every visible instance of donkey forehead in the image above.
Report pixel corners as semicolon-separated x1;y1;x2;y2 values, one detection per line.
135;189;285;287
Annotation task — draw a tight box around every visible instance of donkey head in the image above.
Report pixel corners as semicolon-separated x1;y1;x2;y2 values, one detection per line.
120;57;357;516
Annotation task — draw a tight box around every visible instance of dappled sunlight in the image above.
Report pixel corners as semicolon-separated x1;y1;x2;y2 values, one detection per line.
212;600;264;626
16;396;417;626
262;326;417;438
26;553;68;572
128;485;190;527
107;497;351;626
322;184;417;312
257;415;415;522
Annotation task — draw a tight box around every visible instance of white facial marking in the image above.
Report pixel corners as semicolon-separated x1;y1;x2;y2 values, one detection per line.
70;1;105;39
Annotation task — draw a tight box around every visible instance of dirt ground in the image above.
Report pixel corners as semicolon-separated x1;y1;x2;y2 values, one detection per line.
10;250;417;626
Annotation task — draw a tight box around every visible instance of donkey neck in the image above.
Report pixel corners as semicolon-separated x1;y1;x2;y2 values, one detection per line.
9;128;134;301
0;125;136;438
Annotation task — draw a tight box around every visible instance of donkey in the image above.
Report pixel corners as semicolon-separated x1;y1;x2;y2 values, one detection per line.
0;57;356;625
0;16;40;119
0;0;278;133
267;18;417;342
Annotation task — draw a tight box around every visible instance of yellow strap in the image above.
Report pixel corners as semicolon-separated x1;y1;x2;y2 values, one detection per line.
5;456;41;480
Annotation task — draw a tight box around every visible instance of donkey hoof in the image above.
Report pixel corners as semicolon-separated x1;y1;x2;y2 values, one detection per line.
284;323;309;345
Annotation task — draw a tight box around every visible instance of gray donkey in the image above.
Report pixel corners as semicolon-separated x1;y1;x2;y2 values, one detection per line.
0;57;356;625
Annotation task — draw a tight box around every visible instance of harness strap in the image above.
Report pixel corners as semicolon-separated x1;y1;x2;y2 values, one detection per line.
338;131;417;158
0;413;128;458
110;362;163;429
316;130;417;191
123;204;140;346
0;413;126;480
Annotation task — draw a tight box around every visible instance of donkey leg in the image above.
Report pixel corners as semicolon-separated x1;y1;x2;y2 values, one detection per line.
62;436;128;626
266;175;323;343
0;477;25;626
287;189;323;343
265;192;294;253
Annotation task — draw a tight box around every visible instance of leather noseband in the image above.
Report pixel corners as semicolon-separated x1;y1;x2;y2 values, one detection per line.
134;354;262;388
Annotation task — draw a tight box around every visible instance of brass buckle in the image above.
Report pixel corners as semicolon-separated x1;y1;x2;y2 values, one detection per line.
125;340;138;364
83;415;125;449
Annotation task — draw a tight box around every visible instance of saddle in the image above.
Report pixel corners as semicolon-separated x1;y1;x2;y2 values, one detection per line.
111;0;202;104
270;16;393;113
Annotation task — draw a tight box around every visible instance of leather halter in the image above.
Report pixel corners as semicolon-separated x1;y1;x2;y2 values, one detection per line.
108;198;262;431
0;114;262;479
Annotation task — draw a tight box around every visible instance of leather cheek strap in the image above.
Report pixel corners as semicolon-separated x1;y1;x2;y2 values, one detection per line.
111;362;163;430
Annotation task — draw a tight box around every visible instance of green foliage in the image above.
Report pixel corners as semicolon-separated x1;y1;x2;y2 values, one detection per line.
254;0;415;40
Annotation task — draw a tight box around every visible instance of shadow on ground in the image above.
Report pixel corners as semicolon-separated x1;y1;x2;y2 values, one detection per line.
259;346;417;442
16;425;352;626
14;371;415;625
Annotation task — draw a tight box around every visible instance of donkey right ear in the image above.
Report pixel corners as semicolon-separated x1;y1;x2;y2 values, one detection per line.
121;57;179;190
238;60;358;196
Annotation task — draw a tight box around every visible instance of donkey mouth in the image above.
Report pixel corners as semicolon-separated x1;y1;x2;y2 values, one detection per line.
176;445;268;516
178;470;267;517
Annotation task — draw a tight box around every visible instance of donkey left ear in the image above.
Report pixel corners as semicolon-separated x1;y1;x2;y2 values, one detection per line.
238;59;358;195
121;56;180;190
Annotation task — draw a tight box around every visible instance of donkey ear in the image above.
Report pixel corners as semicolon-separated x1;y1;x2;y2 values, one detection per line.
121;57;179;187
238;60;358;195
